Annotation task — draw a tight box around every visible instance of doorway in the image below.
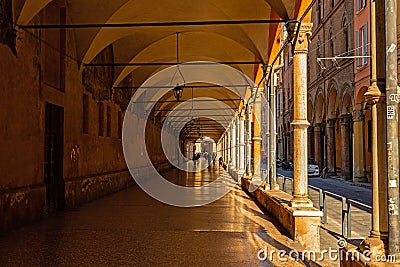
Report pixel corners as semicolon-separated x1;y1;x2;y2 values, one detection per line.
44;103;65;213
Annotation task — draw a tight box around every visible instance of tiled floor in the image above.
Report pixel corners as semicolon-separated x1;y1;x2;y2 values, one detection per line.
0;162;333;266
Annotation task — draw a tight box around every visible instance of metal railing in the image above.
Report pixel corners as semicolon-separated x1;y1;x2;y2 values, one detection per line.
277;174;372;239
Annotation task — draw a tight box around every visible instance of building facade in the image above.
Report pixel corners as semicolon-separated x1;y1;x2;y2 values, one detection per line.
278;0;400;184
278;0;358;180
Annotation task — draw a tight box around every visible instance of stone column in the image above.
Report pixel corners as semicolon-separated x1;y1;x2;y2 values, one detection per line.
314;123;324;168
227;129;231;165
222;135;226;161
340;114;352;180
269;69;279;190
359;0;388;254
231;120;236;170
326;119;336;175
236;116;240;171
238;115;245;174
223;134;227;162
246;107;252;176
352;110;366;182
290;23;313;208
252;88;263;181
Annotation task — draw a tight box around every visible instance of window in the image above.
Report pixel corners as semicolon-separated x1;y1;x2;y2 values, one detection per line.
317;0;322;23
342;18;349;54
356;0;366;13
277;94;280;115
0;0;16;54
329;30;334;66
98;103;104;136
356;23;369;67
107;106;111;137
317;40;322;73
83;94;89;134
331;0;334;8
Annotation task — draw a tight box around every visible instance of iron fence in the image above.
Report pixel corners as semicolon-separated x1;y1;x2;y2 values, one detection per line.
276;174;372;239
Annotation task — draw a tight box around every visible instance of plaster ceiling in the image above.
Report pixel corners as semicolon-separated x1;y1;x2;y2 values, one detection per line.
17;0;306;141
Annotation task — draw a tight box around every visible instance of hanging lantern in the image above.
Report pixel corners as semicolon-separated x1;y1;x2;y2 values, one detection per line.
173;85;183;101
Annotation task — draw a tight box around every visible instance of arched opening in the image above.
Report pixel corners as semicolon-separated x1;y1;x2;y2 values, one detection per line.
307;98;315;162
314;93;325;168
327;86;340;175
354;86;371;182
340;91;353;180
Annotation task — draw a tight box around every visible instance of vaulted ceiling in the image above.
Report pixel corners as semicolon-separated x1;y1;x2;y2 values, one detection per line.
16;0;310;142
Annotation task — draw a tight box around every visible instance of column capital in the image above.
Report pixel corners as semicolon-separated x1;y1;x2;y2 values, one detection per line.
314;122;324;130
340;114;352;125
292;23;313;55
364;84;382;104
291;119;310;129
327;118;336;127
352;110;365;122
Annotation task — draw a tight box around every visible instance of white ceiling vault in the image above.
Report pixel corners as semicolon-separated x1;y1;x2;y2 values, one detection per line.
16;0;309;140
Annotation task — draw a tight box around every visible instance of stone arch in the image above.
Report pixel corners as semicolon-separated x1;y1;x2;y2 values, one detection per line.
327;84;339;119
355;86;369;110
353;86;371;181
326;84;341;174
341;92;353;115
338;90;353;180
340;84;354;115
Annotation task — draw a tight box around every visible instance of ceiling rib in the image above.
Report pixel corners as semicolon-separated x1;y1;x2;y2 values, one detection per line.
132;98;242;103
18;19;287;29
86;61;262;67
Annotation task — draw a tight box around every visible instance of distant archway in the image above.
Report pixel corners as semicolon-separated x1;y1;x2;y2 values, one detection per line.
327;86;340;174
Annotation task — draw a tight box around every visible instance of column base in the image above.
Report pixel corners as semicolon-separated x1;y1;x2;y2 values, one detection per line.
341;174;352;181
271;184;280;190
290;196;314;208
353;176;367;183
327;171;336;177
237;170;245;177
262;181;271;190
360;237;385;258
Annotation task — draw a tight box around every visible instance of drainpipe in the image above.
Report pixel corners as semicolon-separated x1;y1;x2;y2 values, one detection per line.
385;0;400;257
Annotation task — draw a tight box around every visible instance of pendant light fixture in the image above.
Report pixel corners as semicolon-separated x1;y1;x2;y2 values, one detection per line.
172;32;185;101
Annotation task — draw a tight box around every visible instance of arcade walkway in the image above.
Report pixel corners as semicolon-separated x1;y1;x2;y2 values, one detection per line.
0;162;327;267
